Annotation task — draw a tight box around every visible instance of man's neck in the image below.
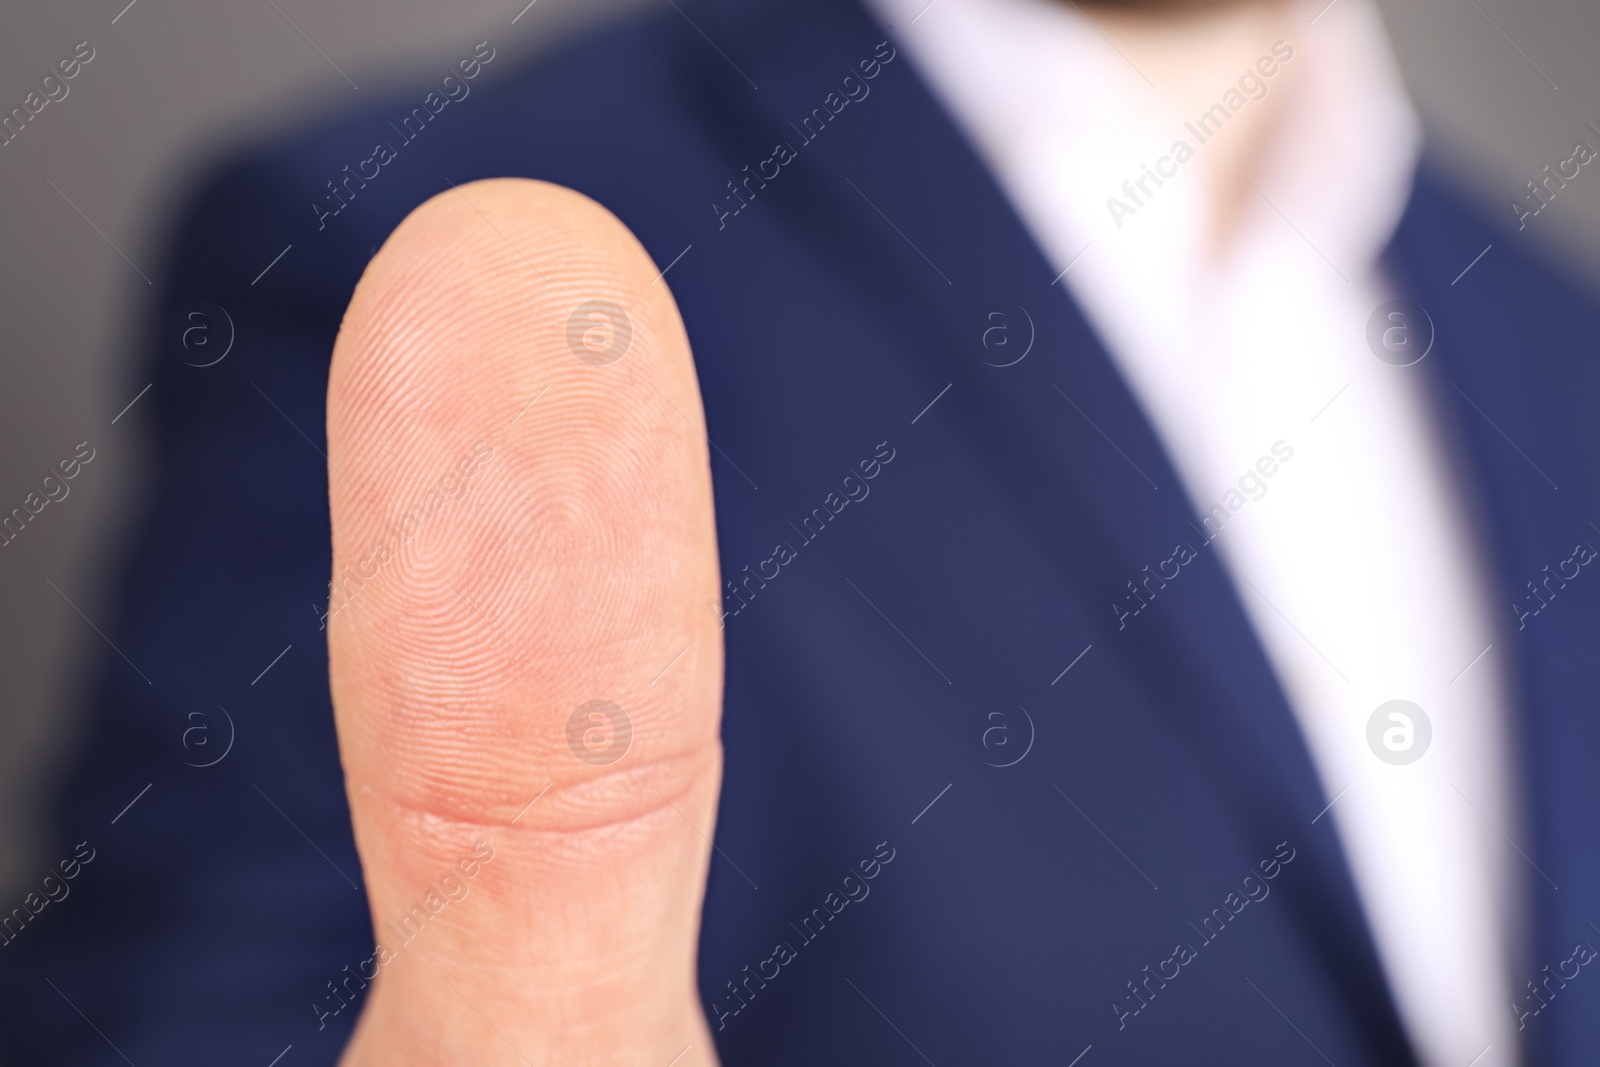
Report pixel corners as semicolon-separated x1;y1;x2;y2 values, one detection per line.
1076;0;1298;255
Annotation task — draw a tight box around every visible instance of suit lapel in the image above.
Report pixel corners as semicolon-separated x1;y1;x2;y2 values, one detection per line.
1392;171;1600;1066
699;0;1416;1056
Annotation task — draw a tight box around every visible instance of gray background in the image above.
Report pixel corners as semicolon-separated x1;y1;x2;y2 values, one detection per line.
0;0;1595;896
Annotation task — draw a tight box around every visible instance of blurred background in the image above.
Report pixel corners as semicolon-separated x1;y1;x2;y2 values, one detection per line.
0;0;1596;899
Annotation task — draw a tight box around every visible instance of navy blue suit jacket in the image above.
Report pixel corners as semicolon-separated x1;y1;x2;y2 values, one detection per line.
5;0;1599;1062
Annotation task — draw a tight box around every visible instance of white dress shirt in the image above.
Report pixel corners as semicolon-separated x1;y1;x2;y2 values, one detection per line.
862;0;1525;1062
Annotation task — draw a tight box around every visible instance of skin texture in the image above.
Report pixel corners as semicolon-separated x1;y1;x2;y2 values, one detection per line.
325;178;723;1066
323;2;1281;1055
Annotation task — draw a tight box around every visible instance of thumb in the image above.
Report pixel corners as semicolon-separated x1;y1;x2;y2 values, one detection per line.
325;178;724;1066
